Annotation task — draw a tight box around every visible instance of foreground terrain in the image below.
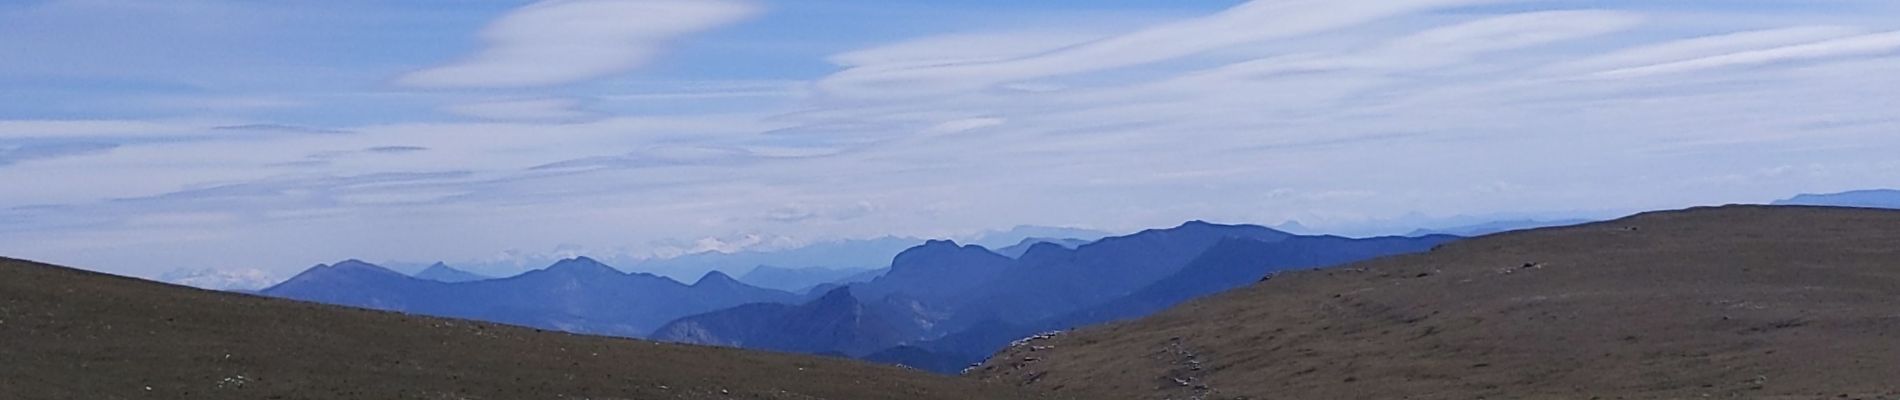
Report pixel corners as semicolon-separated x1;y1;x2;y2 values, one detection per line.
973;206;1900;399
0;258;1051;400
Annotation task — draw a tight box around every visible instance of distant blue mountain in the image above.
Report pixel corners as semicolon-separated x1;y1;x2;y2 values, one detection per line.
852;240;1016;309
938;220;1295;329
992;237;1092;258
1774;189;1900;209
967;225;1115;249
797;268;889;301
653;220;1460;373
634;224;1113;279
261;257;797;337
1406;219;1593;237
411;262;490;283
737;265;881;293
264;260;439;311
626;237;924;280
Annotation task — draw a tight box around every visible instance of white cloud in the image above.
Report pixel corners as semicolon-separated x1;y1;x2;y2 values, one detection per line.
159;267;281;291
815;0;1505;97
1545;26;1870;74
398;0;760;88
827;31;1108;68
921;117;1005;136
1383;11;1646;57
1589;30;1900;79
12;0;1900;277
1156;10;1643;87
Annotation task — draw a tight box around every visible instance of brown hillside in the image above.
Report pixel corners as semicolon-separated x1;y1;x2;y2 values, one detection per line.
971;206;1900;399
0;258;1056;400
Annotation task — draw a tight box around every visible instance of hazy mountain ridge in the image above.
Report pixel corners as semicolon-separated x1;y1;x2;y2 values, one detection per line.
738;265;882;293
1774;188;1900;209
261;257;798;337
994;237;1093;258
1405;219;1594;237
0;257;1053;400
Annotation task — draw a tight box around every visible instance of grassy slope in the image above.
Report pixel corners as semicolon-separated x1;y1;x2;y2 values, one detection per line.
973;206;1900;399
0;258;1055;400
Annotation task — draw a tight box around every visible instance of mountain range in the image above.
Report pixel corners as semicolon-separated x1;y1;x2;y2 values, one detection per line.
375;225;1114;282
652;220;1458;372
0;257;1050;400
260;257;798;337
12;204;1900;398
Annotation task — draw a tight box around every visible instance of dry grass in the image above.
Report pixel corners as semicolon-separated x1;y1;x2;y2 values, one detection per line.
973;205;1900;400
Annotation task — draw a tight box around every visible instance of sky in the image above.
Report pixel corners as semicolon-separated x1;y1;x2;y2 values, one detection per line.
4;0;1899;281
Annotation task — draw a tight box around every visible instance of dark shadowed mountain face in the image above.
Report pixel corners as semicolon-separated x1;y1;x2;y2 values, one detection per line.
940;221;1296;329
891;234;1459;373
411;262;490;283
1774;188;1900;209
652;287;920;357
656;220;1457;373
853;240;1016;308
972;206;1900;399
261;257;797;337
0;258;1055;400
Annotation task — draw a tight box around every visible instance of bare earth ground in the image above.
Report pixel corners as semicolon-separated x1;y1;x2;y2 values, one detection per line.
973;206;1900;400
0;258;1057;400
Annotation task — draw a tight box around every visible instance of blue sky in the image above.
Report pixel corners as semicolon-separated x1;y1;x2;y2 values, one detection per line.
4;0;1900;281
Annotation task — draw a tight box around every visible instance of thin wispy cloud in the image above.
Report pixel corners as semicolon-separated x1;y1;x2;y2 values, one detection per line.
1589;30;1900;79
816;0;1507;97
398;0;760;88
2;0;1899;279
